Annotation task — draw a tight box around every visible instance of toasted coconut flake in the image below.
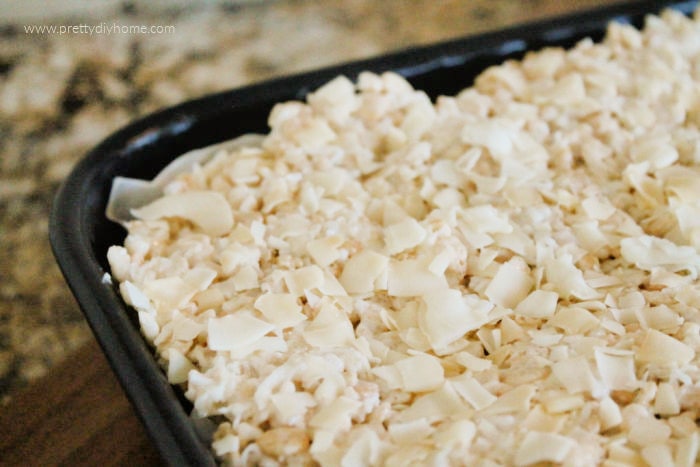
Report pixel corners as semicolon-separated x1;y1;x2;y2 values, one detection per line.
132;191;234;236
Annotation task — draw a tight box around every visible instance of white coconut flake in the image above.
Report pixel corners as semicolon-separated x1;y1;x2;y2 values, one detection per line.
636;329;695;367
581;195;616;220
207;312;274;351
339;250;389;294
595;348;638;391
302;301;355;348
549;306;600;335
387;257;448;297
514;289;559;318
419;289;491;351
675;432;700;467
388;419;435;445
628;416;672;446
654;382;680;416
620;235;700;277
513;431;576;466
483;385;536;415
285;265;325;296
484;257;534;309
120;280;153;313
394;354;445;393
551;356;598;394
454;352;492;372
254;293;307;329
131;190;234;236
396;382;470;423
167;348;195;384
309;396;361;432
450;373;497;410
544;253;600;300
598;397;623;431
306;236;343;266
384;217;427;255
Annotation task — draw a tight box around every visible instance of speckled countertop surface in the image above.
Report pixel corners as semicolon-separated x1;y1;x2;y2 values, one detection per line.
0;0;614;403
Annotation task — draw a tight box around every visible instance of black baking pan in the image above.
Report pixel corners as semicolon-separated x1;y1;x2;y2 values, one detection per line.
49;1;698;464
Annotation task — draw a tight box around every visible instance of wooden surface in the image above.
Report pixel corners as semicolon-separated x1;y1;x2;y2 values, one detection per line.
0;339;163;466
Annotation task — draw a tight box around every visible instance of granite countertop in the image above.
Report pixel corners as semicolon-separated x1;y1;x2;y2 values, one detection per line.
0;0;611;403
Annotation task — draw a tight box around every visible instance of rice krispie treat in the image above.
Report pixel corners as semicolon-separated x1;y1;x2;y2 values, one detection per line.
108;8;700;466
